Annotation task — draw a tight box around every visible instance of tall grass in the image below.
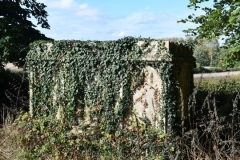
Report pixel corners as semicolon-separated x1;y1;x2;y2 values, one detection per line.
0;69;28;128
0;68;28;159
176;83;240;159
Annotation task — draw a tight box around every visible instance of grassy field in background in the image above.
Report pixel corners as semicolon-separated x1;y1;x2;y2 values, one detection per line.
194;75;240;86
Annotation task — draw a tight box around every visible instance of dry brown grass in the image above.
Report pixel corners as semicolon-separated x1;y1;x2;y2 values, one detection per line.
175;86;240;159
0;111;20;160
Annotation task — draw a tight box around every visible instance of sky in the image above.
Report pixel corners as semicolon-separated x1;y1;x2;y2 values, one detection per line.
35;0;207;41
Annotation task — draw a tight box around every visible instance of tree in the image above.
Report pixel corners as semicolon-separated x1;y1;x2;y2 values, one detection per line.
179;0;240;65
208;39;220;66
0;0;52;66
194;38;220;66
194;45;210;66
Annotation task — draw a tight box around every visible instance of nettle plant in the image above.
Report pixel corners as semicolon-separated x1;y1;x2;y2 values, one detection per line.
20;37;185;159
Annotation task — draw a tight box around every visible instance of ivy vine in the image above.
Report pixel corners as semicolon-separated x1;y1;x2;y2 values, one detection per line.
26;37;180;136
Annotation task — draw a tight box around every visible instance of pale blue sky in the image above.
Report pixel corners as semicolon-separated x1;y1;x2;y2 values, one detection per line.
36;0;211;40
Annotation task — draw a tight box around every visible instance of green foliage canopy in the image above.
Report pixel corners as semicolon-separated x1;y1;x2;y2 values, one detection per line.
0;0;52;66
179;0;240;65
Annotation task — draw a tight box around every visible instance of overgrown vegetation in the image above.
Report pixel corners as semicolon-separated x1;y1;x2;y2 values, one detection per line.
1;37;240;159
15;37;180;159
1;75;240;159
3;112;169;159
